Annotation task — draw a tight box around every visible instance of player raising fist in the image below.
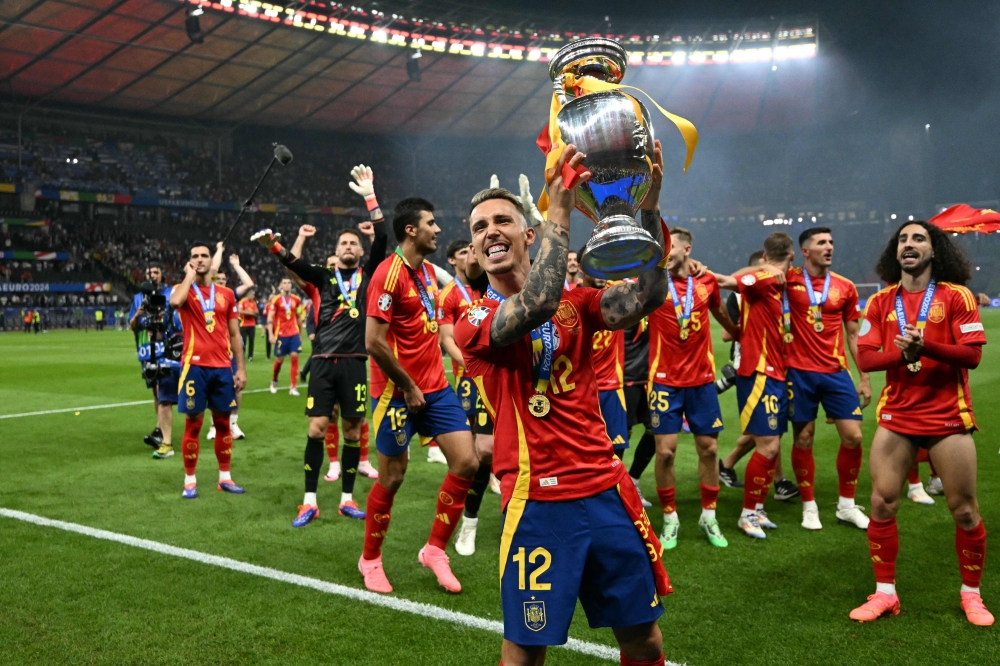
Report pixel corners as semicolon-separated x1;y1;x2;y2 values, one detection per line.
850;221;991;626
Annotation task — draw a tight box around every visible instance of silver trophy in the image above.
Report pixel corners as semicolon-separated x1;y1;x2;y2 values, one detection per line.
548;38;661;280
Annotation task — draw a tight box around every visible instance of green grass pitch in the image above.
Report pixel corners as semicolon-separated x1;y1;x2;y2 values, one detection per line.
1;314;998;665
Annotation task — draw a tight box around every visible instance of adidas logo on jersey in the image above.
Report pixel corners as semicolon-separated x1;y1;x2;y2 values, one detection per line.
712;418;723;428
612;435;626;445
409;287;418;298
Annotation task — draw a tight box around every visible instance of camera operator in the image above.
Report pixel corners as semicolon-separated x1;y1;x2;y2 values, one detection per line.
130;265;173;450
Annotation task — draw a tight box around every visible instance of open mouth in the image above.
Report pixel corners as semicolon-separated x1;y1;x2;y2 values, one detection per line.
900;250;919;261
486;242;509;260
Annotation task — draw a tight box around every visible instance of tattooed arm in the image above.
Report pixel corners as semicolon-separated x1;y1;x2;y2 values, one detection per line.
489;146;591;347
599;139;669;330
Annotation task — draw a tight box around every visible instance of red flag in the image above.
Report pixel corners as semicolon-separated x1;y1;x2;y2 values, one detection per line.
928;204;1000;235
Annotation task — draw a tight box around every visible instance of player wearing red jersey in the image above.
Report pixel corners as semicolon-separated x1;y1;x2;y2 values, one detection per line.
268;278;302;396
784;227;872;531
456;145;672;665
207;252;254;442
564;250;580;291
168;241;247;499
648;228;739;549
850;221;991;626
359;197;478;595
438;239;497;557
715;232;795;539
578;268;628;455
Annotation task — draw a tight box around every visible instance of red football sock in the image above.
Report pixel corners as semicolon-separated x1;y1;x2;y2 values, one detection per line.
656;486;676;514
956;520;987;588
791;446;816;502
916;448;930;463
182;414;204;476
290;355;299;389
620;654;665;666
211;412;232;472
836;444;863;499
700;483;719;511
868;517;899;584
907;464;920;485
743;451;775;511
428;472;473;549
363;482;396;560
272;359;283;382
325;422;339;462
360;420;370;462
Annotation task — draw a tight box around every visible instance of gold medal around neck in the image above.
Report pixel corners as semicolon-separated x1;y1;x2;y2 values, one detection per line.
528;394;551;418
349;307;360;318
908;360;922;373
428;320;439;333
814;321;825;333
679;328;690;340
784;332;794;344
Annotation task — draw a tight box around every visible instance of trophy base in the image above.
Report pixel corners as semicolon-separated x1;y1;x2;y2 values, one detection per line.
580;215;664;280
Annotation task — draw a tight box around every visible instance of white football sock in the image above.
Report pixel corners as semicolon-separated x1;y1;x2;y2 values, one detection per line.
908;482;923;492
463;516;478;527
184;474;197;486
961;585;981;595
741;507;757;519
755;503;765;511
838;496;855;510
701;508;716;520
230;413;238;424
304;492;317;506
663;510;678;521
219;470;232;482
803;500;818;511
340;492;352;504
876;582;896;596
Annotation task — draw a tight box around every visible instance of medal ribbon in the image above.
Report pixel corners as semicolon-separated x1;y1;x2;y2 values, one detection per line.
453;278;472;305
195;282;216;324
667;274;694;338
895;278;937;335
486;285;554;395
334;267;362;311
280;294;292;318
394;247;436;323
781;285;792;339
806;272;832;325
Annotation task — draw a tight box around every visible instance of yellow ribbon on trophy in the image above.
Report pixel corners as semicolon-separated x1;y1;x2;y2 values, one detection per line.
537;74;699;218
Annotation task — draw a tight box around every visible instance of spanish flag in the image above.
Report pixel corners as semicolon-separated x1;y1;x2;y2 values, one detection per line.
928;204;1000;235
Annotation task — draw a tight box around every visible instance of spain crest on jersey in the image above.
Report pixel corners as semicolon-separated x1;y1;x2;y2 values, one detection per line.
929;301;946;323
524;600;546;632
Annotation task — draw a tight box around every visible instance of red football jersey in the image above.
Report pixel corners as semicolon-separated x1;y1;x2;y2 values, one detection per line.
861;282;986;435
270;293;302;337
592;327;625;392
177;283;238;368
438;279;482;379
237;298;258;327
786;268;861;374
735;269;787;381
455;287;628;509
367;253;448;398
648;273;722;388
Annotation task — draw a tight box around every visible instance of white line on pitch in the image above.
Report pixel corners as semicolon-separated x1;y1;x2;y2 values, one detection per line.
0;508;636;664
0;386;291;420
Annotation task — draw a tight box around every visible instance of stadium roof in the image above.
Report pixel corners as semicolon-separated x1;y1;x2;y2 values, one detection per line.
0;0;821;137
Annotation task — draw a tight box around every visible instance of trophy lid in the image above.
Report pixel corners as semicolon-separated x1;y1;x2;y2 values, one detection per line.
548;37;628;84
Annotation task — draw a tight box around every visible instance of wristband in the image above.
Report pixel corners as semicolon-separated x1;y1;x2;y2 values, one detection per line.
269;242;283;255
364;194;380;212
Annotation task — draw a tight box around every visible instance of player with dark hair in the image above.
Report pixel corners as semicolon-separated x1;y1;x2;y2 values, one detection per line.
238;287;258;361
253;165;388;526
456;144;672;665
564;250;580;290
359;196;478;595
648;227;740;549
438;238;496;556
268;277;303;396
168;241;247;499
784;227;871;531
715;232;796;539
850;221;991;626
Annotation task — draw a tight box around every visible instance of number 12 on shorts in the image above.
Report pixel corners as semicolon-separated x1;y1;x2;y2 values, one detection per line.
512;547;552;590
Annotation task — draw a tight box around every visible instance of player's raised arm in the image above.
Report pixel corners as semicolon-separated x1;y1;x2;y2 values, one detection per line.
598;139;669;330
252;227;328;287
168;262;197;309
361;215;388;276
489;145;590;347
227;254;254;298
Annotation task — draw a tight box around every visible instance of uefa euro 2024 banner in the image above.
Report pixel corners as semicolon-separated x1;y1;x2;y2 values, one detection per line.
0;282;112;293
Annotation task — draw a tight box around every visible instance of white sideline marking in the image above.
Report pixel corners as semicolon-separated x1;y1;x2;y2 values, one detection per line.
0;508;640;663
0;386;290;420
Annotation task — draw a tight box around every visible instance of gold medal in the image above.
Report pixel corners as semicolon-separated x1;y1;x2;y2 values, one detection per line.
679;328;689;340
814;321;824;333
784;332;794;344
528;394;551;418
428;320;438;333
908;360;922;373
349;307;359;318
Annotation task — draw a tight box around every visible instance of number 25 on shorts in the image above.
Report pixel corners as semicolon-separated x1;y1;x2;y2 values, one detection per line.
512;547;552;591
